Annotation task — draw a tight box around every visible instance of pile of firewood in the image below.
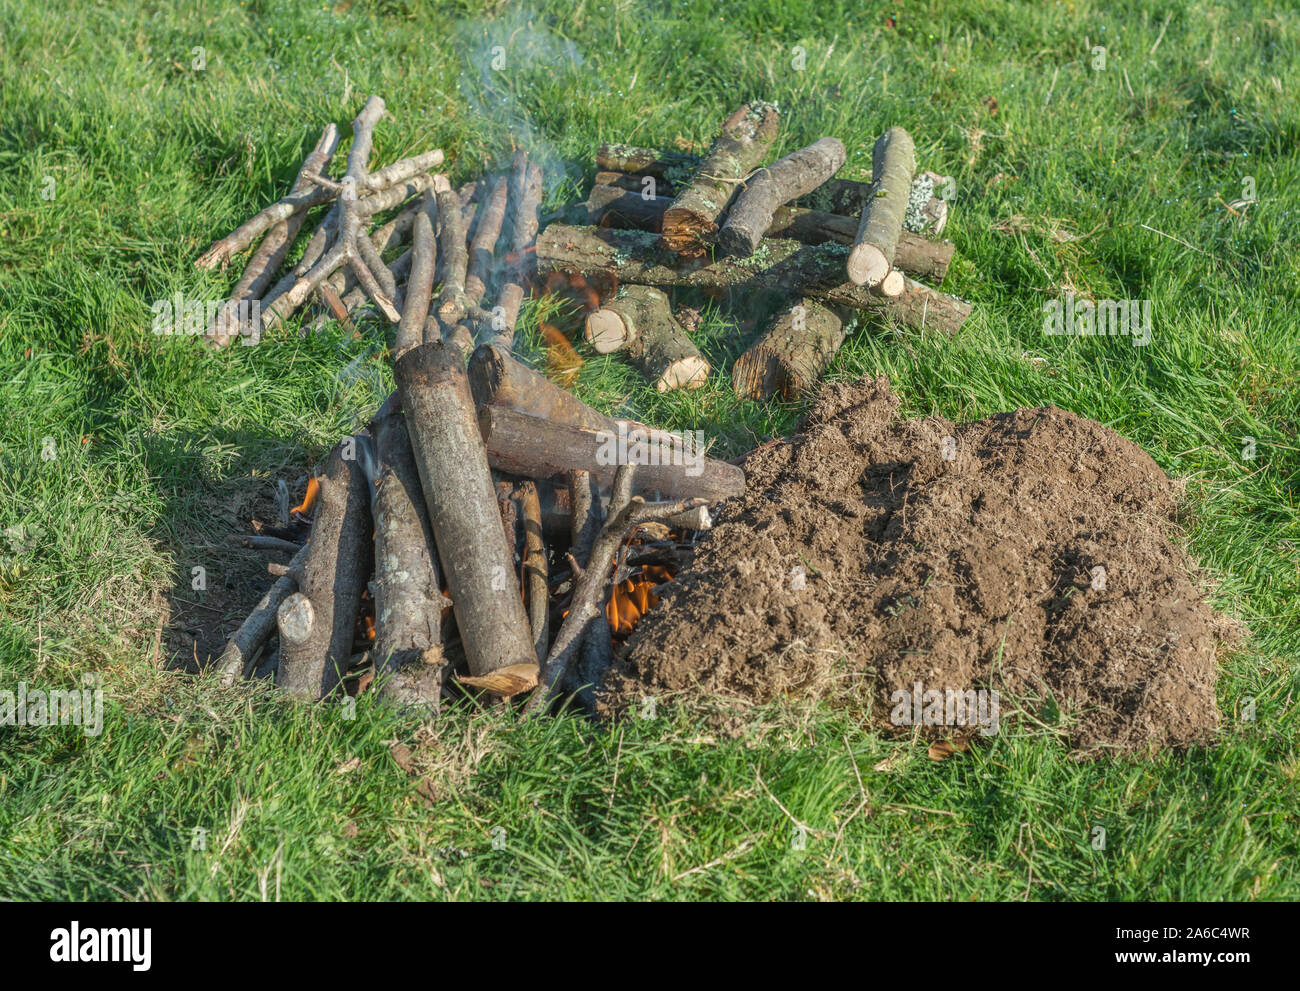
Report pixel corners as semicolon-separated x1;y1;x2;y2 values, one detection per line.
561;108;969;401
200;97;969;712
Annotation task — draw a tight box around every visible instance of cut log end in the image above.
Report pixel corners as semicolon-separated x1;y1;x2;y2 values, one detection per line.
732;347;787;401
877;268;906;297
656;355;710;393
458;662;540;697
584;309;631;353
277;592;315;646
659;208;716;257
847;242;889;287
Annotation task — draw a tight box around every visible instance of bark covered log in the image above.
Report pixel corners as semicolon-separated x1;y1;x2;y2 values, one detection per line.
494;153;544;345
465;176;509;306
396;194;438;354
595;146;862;210
717;137;846;257
593;170;680;196
276;438;373;699
585;284;708;391
659;101;780;257
768;206;953;281
732;297;847;401
368;397;446;708
848;127;916;287
596;146;949;230
470;340;737;479
478;405;745;503
586;183;665;232
469;340;611;433
584;282;665;353
393;341;537;686
537;225;972;335
595;143;700;184
517;480;549;663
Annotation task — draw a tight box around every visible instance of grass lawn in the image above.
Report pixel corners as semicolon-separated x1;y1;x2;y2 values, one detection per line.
1;0;1297;901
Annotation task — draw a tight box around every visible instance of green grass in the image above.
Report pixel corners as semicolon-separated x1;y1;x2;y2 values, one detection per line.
1;0;1298;900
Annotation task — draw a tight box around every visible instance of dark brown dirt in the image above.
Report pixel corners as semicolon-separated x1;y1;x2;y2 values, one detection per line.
604;376;1235;754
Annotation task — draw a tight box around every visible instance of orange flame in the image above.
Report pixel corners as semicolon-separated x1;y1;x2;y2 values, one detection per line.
540;322;583;386
291;476;320;517
606;564;673;636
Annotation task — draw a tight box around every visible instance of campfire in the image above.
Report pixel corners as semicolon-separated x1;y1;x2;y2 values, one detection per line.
199;96;967;712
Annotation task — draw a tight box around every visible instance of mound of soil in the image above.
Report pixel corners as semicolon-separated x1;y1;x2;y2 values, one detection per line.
605;377;1233;754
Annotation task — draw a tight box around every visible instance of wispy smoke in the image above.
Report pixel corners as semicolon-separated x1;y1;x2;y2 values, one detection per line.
454;6;592;189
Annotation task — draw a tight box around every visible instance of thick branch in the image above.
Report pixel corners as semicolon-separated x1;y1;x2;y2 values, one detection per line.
259;100;410;332
732;297;848;401
526;465;704;714
718;137;846;257
307;248;412;335
433;175;469;330
229;535;303;555
478;405;744;503
276;438;372;699
393;341;537;684
396;193;438;354
208;124;341;346
494;154;544;344
517;480;549;663
848;126;917;287
660;101;780;257
195;186;338;271
469;339;612;433
565;469;614;708
194;100;439;272
465;176;509;306
367;397;447;709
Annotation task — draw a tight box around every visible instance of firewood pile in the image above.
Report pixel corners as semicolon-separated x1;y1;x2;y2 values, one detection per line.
566;108;969;401
199;96;968;712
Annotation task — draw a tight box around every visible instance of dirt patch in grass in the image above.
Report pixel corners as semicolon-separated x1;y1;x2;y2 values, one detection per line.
604;376;1235;754
164;484;299;674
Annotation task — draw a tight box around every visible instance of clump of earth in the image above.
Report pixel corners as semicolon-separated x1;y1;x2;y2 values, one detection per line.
603;376;1236;754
